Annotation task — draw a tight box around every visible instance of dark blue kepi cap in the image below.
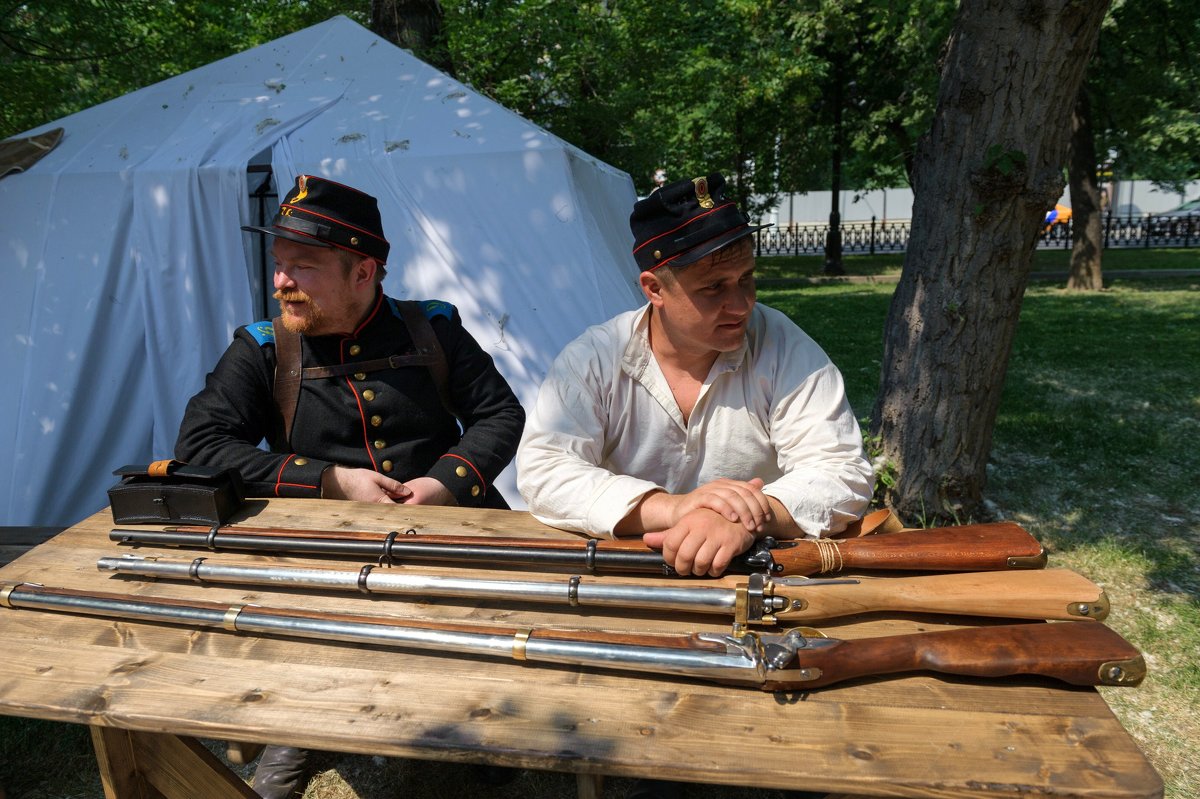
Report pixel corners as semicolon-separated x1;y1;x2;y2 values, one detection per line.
242;174;390;264
630;173;770;272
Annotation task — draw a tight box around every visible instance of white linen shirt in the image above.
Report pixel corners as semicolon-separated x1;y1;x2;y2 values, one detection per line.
517;302;873;538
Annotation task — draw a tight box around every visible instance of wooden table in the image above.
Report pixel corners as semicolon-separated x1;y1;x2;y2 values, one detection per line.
0;500;1162;799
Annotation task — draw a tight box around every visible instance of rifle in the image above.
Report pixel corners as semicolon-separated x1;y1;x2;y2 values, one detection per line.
0;582;1142;691
109;521;1047;577
97;555;1108;630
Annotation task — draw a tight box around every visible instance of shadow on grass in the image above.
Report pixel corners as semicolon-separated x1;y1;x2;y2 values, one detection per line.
991;281;1200;608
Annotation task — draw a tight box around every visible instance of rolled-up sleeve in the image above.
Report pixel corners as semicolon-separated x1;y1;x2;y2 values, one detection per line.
760;361;874;537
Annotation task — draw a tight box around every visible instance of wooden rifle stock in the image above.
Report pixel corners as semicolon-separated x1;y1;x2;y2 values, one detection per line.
0;582;1142;691
768;522;1046;574
762;620;1144;691
98;555;1108;625
111;521;1046;577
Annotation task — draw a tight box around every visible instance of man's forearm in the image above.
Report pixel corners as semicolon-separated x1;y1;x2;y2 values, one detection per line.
613;490;676;536
761;496;801;538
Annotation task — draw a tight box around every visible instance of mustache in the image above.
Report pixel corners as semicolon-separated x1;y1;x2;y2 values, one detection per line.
274;289;312;304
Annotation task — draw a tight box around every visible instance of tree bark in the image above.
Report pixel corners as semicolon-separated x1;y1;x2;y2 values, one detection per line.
870;0;1110;525
1066;87;1104;290
370;0;455;77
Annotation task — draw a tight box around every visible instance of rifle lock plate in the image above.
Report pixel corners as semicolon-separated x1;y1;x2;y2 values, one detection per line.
769;577;859;618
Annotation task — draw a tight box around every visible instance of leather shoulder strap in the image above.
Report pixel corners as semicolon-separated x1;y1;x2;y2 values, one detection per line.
832;507;905;539
271;317;302;445
397;300;455;419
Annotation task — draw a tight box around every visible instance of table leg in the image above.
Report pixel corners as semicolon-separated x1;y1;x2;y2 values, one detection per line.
576;772;604;799
92;727;259;799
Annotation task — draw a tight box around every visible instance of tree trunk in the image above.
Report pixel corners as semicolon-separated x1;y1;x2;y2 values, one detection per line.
1066;87;1104;290
870;0;1110;525
370;0;455;77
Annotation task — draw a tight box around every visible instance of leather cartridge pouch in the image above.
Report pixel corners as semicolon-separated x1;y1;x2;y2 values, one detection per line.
108;460;245;525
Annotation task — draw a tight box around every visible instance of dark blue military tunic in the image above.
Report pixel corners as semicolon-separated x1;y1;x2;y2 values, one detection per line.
175;290;524;507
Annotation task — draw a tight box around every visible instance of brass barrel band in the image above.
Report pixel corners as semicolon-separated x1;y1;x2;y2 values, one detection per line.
223;604;244;632
512;629;532;661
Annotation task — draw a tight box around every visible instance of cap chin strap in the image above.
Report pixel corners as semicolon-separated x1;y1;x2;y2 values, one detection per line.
274;214;332;241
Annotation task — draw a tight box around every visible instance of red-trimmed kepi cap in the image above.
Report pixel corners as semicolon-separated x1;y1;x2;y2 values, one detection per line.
630;173;770;272
242;174;390;264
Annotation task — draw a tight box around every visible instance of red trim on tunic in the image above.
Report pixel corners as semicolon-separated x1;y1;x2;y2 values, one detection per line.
440;453;487;491
274;454;296;496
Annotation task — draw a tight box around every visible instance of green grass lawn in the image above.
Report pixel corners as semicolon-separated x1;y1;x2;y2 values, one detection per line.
2;268;1196;799
755;245;1200;280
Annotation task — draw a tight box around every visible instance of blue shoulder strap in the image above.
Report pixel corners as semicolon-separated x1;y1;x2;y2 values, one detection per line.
420;299;454;321
386;297;454;321
244;320;275;346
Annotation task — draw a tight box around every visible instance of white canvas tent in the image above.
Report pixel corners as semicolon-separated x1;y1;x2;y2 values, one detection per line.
0;15;642;526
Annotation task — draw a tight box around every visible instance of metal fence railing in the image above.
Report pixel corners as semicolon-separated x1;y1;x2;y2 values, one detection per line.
753;213;1200;257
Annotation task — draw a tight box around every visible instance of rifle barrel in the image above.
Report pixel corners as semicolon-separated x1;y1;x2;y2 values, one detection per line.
97;556;1108;626
111;522;1048;578
0;582;1144;690
97;555;742;618
111;528;679;574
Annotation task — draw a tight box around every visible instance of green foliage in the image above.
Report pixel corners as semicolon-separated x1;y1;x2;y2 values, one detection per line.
0;0;366;138
784;0;955;189
859;419;897;506
1089;0;1200;186
446;0;821;211
444;0;955;207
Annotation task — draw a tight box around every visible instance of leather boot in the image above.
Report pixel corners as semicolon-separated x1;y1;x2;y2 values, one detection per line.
252;745;312;799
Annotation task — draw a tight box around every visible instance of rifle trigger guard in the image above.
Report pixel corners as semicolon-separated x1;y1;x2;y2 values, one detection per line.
739;537;781;574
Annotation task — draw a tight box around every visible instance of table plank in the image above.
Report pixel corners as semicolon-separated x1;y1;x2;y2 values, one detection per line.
0;502;1164;799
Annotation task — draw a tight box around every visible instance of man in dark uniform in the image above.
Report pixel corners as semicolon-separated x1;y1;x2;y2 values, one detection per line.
175;174;525;797
176;174;523;508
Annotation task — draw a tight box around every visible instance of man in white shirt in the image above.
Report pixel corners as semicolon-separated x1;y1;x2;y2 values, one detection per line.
518;173;873;579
